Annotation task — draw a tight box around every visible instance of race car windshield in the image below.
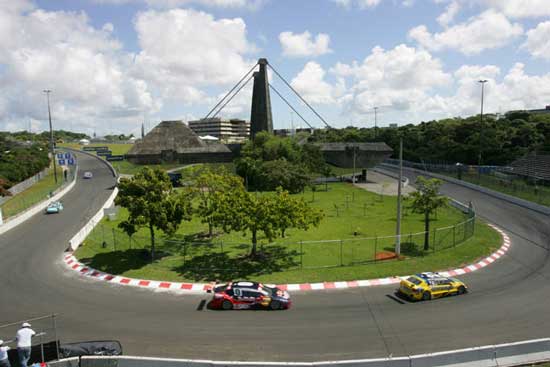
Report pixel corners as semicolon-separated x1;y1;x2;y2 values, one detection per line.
260;285;276;295
407;277;423;285
214;284;228;292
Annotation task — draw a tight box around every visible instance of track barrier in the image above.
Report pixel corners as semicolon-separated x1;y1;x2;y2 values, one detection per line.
44;337;550;367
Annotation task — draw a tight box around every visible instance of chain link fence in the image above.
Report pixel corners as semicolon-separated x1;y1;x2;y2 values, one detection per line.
81;213;475;279
384;158;550;207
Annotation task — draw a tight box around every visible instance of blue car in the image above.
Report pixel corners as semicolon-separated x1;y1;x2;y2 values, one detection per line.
45;201;63;214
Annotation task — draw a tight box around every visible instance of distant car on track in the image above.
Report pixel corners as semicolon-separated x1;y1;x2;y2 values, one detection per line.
398;272;467;301
83;171;93;179
45;201;63;214
209;281;291;310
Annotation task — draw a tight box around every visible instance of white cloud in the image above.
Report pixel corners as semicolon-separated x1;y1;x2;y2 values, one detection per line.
332;0;381;9
0;2;158;134
523;21;550;61
328;44;451;116
409;10;523;55
437;0;460;27
133;8;257;104
94;0;266;9
417;63;550;118
290;62;340;105
279;31;332;58
483;0;550;18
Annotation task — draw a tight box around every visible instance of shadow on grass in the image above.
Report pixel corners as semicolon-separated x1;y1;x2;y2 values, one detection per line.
80;248;169;274
173;245;300;282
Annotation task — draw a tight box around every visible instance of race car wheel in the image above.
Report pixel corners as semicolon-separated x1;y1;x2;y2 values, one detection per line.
457;286;466;295
422;291;432;301
221;300;233;310
270;300;281;310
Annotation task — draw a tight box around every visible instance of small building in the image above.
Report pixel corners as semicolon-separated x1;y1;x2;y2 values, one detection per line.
126;120;233;165
78;139;90;145
317;142;393;168
188;118;250;143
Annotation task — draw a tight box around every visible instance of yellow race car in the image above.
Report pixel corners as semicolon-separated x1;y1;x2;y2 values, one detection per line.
398;272;467;301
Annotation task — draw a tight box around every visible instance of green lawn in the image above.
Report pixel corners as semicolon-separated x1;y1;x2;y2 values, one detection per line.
75;182;498;283
59;142;133;156
110;160;183;176
0;166;65;218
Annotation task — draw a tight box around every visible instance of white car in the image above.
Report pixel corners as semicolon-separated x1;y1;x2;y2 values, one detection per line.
83;171;93;179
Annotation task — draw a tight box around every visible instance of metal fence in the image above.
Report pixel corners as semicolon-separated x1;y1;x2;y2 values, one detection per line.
80;212;475;279
0;314;60;366
384;158;550;207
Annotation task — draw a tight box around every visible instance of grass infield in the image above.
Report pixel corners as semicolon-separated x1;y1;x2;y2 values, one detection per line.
75;182;500;284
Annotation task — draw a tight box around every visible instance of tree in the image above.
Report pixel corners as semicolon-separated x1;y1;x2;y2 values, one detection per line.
272;188;323;238
259;159;310;194
235;132;325;193
408;176;448;250
115;168;192;261
216;186;323;257
320;164;334;191
191;169;243;237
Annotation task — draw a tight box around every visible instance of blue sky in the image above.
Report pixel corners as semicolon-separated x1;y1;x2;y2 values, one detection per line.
1;0;549;135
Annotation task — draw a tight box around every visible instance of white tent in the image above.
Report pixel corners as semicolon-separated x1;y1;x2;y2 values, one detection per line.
79;139;90;145
199;135;219;141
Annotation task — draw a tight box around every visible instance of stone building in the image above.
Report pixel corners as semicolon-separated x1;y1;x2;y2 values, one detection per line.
126;120;233;164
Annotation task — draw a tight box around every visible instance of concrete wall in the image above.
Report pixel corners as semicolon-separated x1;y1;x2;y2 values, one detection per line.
323;151;392;169
126;151;234;165
6;167;49;197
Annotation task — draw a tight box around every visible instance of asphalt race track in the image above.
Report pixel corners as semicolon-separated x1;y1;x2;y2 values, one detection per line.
1;153;549;362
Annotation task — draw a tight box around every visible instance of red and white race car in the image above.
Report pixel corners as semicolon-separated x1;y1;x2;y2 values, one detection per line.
209;281;291;310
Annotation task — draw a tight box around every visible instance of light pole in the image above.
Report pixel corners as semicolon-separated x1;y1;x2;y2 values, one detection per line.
43;89;58;184
478;80;488;183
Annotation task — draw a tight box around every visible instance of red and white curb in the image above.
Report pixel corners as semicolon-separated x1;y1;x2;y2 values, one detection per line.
62;223;511;294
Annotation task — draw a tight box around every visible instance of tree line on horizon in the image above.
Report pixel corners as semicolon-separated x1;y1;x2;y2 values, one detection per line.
309;111;550;166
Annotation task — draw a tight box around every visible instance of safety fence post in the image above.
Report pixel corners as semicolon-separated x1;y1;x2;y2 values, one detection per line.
340;240;344;266
52;314;59;360
300;241;303;269
453;225;456;247
374;236;378;263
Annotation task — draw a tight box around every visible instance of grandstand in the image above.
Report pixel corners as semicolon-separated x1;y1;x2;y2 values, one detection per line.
502;152;550;182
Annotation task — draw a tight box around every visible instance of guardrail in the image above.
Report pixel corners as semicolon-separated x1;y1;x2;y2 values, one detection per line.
380;163;550;216
63;148;118;179
62;149;119;251
46;338;550;367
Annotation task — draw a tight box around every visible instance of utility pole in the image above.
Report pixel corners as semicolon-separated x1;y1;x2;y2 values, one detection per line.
395;137;403;256
374;107;379;140
478;80;488;183
44;89;58;184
